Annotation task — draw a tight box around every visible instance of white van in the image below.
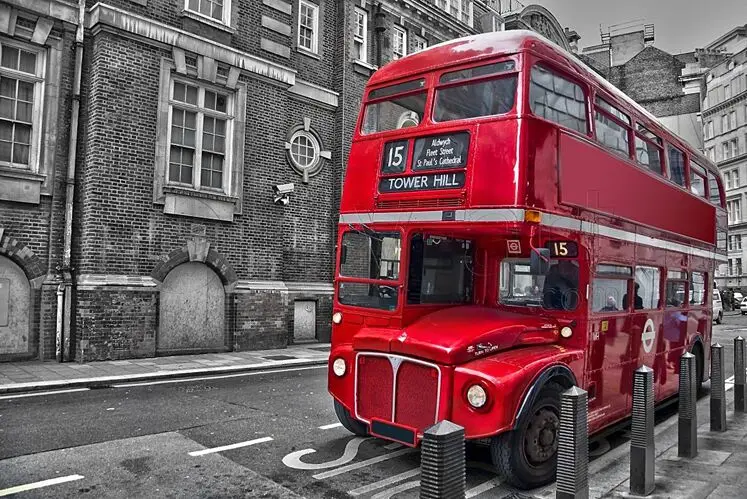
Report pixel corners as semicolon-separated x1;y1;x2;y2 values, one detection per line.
713;289;723;324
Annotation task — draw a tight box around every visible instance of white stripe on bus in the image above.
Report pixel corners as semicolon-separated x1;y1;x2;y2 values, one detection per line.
339;209;727;262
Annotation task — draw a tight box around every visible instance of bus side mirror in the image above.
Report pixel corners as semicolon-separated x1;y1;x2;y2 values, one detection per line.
530;248;551;275
340;245;347;265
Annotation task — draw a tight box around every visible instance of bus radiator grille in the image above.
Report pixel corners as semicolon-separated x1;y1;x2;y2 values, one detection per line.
394;362;439;430
356;355;394;423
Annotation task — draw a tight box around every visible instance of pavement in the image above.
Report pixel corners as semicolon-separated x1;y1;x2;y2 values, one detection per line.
0;343;330;394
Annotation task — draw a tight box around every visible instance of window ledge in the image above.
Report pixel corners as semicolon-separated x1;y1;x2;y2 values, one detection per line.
163;185;237;203
297;46;321;60
162;186;239;222
0;167;44;204
180;9;236;35
353;59;377;72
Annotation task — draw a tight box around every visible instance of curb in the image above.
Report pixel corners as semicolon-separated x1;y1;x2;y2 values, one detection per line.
0;358;329;395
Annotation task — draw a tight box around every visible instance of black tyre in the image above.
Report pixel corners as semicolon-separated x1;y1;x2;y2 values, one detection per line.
333;400;368;436
490;382;563;489
693;345;705;397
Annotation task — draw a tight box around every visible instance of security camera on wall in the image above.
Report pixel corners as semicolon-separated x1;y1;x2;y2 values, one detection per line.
273;183;294;205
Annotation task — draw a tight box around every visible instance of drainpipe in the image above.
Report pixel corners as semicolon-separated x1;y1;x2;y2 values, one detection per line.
57;0;86;361
374;3;386;68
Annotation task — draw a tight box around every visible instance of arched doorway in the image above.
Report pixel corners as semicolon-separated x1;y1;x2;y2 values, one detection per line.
158;262;226;354
0;256;31;356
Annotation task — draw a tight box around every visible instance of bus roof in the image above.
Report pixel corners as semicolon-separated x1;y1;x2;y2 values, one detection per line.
369;30;718;177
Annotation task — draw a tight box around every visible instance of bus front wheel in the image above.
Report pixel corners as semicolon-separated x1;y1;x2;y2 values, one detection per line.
333;400;368;436
490;382;563;490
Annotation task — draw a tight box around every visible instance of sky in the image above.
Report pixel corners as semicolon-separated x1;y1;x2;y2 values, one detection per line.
527;0;747;54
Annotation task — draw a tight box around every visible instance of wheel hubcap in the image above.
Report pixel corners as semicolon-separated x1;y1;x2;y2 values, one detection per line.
524;408;559;465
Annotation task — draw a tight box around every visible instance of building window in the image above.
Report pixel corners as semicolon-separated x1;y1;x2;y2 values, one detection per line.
725;83;732;100
666;144;686;187
728;198;742;223
722;114;729;133
529;65;587;134
288;129;320;171
298;0;319;54
413;35;428;53
705;120;713;139
168;80;232;192
185;0;230;24
731;110;737;130
392;26;406;60
353;8;368;62
435;0;473;26
732;139;739;158
733;168;740;188
723;141;730;160
725;171;732;190
0;41;45;170
738;258;743;276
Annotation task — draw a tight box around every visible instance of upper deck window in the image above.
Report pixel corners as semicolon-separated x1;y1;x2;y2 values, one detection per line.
708;171;723;206
433;61;517;122
666;144;686;187
595;96;630;156
361;79;427;135
690;161;707;198
634;123;663;174
529;65;587;134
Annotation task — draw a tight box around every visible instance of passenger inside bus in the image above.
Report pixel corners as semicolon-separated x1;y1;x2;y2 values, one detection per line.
622;283;644;310
542;261;579;310
600;296;618;312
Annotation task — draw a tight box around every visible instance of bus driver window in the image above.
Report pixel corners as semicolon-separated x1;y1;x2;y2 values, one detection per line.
542;260;579;311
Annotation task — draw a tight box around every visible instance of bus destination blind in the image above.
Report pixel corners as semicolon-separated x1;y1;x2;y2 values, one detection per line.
412;132;469;170
379;171;465;193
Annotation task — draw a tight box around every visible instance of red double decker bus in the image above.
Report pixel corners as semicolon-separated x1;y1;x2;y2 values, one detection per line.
327;30;727;489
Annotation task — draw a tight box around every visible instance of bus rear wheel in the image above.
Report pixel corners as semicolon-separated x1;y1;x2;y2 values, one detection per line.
490;382;562;490
333;400;369;436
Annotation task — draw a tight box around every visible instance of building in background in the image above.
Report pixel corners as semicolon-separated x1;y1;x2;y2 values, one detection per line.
579;23;705;150
701;25;747;291
0;0;579;362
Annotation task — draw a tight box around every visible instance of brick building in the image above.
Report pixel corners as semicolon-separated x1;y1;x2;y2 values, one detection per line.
0;0;576;362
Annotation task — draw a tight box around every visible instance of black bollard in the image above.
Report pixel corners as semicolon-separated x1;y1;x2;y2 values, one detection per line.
711;343;727;432
735;337;747;413
630;365;655;496
420;420;465;499
678;352;697;458
556;386;588;499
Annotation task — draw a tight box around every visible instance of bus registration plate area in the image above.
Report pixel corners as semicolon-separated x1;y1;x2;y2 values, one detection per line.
355;353;441;437
370;418;418;447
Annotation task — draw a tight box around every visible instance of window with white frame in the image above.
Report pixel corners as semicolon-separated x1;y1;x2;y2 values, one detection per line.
185;0;231;25
435;0;473;26
298;0;319;54
392;26;406;60
732;139;739;158
168;79;233;192
733;168;740;188
725;171;731;189
413;35;427;53
728;198;742;223
706;120;713;139
0;41;45;170
730;110;737;130
723;141;730;160
722;114;729;132
725;83;732;100
353;8;368;62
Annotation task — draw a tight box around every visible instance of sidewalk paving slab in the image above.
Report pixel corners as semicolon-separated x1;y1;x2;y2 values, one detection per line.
0;343;330;394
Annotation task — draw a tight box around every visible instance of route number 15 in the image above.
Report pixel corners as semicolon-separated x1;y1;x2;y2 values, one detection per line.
382;141;409;173
547;240;578;258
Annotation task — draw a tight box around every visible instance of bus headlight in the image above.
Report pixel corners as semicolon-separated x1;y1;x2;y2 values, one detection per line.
466;384;487;408
332;358;347;377
560;326;573;338
332;312;343;324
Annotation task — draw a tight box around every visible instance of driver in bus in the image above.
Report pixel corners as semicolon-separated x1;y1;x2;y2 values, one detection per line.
542;260;579;310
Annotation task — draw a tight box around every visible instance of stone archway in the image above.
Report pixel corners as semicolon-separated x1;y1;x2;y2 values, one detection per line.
158;262;226;354
0;255;31;356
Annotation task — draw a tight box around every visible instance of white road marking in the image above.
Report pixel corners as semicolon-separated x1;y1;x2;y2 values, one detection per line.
113;365;326;388
188;436;273;456
384;443;402;450
466;477;503;498
0;388;90;400
313;448;415;480
319;423;343;430
282;437;368;470
348;468;420;496
0;475;85;497
371;480;420;499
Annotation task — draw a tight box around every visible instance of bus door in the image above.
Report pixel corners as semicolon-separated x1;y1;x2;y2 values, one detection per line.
657;271;690;399
587;264;634;426
628;266;664;402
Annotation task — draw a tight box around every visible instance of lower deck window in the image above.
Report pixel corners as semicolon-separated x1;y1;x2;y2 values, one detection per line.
407;234;473;304
338;282;398;311
592;278;628;313
500;259;579;311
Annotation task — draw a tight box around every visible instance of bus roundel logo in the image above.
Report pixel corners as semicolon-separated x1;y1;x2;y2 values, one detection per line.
642;319;656;354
